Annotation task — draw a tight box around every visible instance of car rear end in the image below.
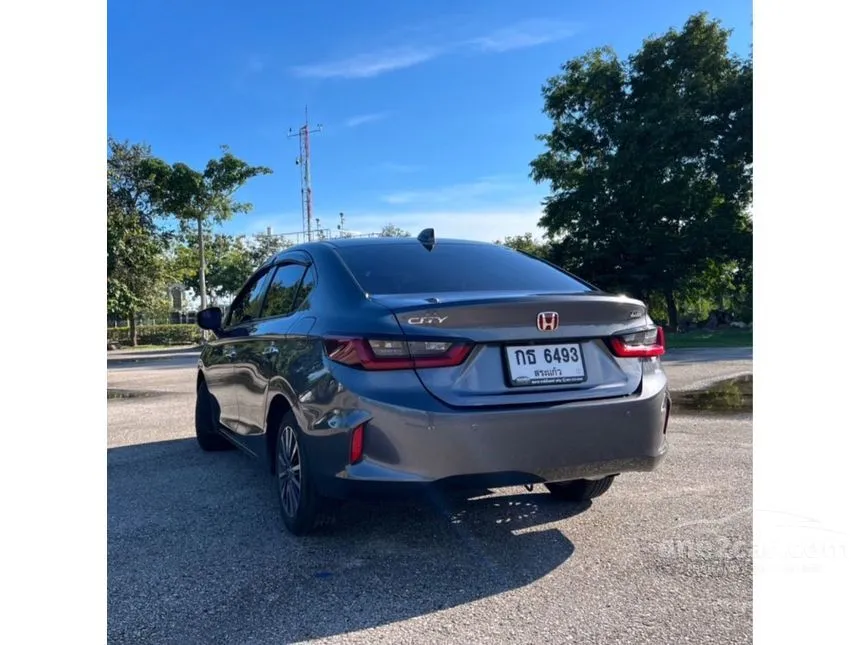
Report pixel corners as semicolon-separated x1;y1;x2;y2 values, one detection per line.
312;238;669;498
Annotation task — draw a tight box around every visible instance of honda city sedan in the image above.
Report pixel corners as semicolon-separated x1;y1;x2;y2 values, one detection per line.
195;230;670;535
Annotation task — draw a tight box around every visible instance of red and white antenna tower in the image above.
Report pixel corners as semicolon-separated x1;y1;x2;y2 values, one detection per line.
288;106;322;242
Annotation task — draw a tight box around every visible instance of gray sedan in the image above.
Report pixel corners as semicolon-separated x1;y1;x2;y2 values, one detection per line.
195;230;670;535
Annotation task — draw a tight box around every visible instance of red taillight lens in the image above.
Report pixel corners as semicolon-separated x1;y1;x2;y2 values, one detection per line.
608;326;666;358
325;337;472;370
349;423;365;464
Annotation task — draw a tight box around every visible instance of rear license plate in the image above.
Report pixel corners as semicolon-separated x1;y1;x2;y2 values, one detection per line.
505;343;586;387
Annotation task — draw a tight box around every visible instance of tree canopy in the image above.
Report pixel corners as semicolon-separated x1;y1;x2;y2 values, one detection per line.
167;232;289;303
378;223;411;237
107;137;172;343
142;146;273;310
530;12;752;328
494;233;550;260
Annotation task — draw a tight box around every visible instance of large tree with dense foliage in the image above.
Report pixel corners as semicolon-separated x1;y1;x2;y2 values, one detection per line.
494;233;550;260
167;232;289;303
142;146;272;312
107;138;171;345
530;13;752;329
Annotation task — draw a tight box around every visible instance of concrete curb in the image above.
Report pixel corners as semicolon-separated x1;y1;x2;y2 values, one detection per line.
107;346;203;362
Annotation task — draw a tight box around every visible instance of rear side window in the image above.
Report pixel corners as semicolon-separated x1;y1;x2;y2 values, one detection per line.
226;268;272;326
335;242;592;294
293;264;316;310
260;263;308;319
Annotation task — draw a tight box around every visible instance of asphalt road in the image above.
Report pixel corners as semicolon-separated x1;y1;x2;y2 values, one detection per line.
107;348;753;644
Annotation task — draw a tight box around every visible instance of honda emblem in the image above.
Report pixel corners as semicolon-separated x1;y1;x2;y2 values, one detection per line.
536;311;560;332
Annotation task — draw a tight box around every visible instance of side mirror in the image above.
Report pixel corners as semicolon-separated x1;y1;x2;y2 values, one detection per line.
196;306;223;332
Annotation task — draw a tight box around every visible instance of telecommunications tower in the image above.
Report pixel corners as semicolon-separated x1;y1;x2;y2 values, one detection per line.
288;107;322;242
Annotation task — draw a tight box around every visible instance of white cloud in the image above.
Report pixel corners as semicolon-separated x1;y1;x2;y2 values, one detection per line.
344;112;391;128
291;20;581;80
467;20;581;53
292;47;441;79
380;177;532;206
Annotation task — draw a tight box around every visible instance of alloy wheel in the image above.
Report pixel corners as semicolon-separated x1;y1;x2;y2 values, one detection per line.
277;425;302;517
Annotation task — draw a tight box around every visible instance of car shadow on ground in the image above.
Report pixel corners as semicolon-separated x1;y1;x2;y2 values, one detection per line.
108;438;590;644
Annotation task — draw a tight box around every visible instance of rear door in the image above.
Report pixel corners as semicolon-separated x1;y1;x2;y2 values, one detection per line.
234;253;318;439
334;241;653;408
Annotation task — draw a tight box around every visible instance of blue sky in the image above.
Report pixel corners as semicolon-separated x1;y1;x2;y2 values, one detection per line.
108;0;751;242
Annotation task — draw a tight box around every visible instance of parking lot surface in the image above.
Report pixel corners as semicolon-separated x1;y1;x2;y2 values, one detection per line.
108;348;752;644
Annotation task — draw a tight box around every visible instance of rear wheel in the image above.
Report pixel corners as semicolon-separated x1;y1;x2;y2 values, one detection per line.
544;475;616;501
195;380;233;452
273;413;336;536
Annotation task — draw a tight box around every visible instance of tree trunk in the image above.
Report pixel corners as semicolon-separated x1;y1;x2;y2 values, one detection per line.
663;288;679;332
197;215;207;310
128;310;138;347
197;215;207;344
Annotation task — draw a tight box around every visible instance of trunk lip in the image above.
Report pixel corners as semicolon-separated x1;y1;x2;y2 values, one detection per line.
370;290;640;307
370;292;648;322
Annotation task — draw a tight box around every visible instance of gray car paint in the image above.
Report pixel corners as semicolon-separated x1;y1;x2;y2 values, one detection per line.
198;237;670;496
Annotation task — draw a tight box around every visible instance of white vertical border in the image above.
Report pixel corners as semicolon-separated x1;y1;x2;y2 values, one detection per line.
2;0;106;643
754;0;859;642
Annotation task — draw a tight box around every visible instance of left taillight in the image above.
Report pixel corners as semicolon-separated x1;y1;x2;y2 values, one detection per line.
607;326;666;358
324;337;473;370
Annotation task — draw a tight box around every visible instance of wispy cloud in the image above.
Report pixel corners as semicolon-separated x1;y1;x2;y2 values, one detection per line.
292;46;442;79
291;20;581;80
467;20;580;53
344;111;391;128
380;176;525;206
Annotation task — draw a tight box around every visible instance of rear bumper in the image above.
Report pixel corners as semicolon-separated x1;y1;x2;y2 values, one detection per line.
314;371;670;500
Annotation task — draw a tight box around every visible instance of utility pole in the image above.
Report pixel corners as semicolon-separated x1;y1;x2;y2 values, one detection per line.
288;107;322;242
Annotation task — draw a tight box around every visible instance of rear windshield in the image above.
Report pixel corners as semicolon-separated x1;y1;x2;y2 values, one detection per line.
335;242;593;294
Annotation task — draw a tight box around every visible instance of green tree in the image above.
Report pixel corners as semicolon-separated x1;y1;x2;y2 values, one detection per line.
379;223;411;237
530;13;752;329
167;232;291;304
245;233;290;267
143;146;272;313
167;232;249;303
494;233;550;259
107;137;171;345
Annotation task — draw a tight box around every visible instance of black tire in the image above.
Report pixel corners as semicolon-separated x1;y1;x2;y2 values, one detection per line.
195;380;233;452
273;413;336;536
544;475;616;502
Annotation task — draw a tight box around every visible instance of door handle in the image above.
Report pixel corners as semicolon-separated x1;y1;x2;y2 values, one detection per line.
263;345;279;356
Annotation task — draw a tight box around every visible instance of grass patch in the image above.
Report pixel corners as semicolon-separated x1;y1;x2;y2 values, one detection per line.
665;328;752;349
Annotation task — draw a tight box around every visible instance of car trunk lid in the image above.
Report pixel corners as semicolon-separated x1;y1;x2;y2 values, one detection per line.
370;291;652;408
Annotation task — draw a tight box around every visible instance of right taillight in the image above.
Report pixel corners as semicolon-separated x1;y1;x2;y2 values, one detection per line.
324;337;473;370
608;326;666;358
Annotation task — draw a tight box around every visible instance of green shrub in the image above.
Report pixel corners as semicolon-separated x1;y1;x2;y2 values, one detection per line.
107;324;199;346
